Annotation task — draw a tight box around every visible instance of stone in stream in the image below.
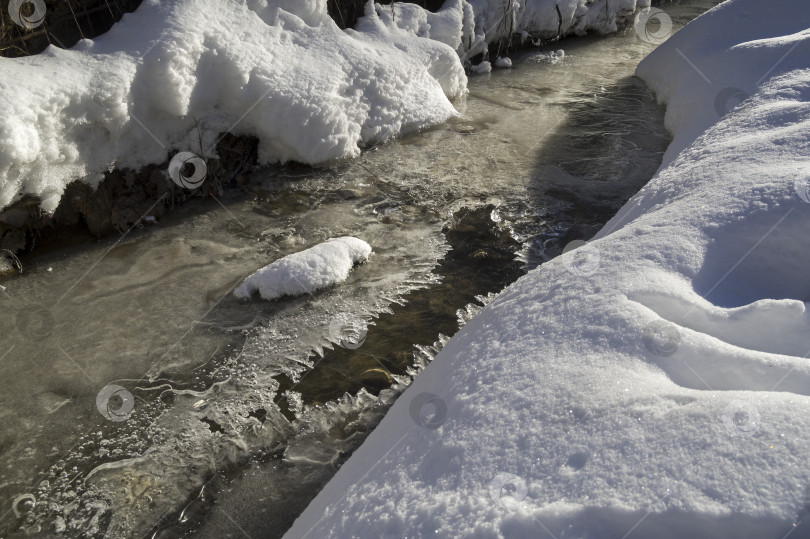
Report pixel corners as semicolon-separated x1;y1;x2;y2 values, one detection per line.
357;368;393;391
443;205;521;264
0;256;15;277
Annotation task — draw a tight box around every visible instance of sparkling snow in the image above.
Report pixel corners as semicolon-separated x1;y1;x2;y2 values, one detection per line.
285;1;810;537
234;236;371;300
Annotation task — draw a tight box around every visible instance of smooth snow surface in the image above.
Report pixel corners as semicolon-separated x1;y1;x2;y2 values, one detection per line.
285;1;810;537
0;0;653;215
234;237;371;300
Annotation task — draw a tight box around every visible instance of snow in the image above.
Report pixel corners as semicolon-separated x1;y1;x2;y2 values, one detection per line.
466;0;651;48
494;56;513;69
284;1;810;537
0;0;466;213
471;60;493;73
526;48;565;65
234;236;371;300
0;0;656;215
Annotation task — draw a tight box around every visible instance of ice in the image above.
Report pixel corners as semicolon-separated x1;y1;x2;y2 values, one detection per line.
234;237;372;300
285;1;810;537
466;0;650;45
526;48;565;64
494;56;512;69
471;60;493;74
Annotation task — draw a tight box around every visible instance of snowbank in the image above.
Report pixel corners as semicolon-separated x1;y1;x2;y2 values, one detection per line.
0;0;466;213
234;236;371;300
285;1;810;537
0;0;656;216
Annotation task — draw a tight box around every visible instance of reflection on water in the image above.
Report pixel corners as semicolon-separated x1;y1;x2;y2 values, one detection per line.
0;1;722;537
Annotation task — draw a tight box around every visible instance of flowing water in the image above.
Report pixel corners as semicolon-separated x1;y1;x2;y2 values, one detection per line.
0;1;722;537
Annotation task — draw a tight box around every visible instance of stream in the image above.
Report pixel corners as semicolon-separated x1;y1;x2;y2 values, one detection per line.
0;1;722;537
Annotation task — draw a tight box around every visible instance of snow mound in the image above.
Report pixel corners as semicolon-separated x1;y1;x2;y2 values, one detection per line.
471;60;493;74
234;237;371;300
635;0;810;166
285;1;810;537
0;0;466;213
494;56;512;69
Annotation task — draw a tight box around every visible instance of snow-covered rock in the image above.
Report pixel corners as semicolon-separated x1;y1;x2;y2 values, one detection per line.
494;56;513;68
284;1;810;537
234;236;371;300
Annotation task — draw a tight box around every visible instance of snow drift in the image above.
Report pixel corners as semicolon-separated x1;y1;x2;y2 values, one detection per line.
285;1;810;537
234;236;371;300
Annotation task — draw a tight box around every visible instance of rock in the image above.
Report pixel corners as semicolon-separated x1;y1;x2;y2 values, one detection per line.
0;222;26;252
443;205;520;262
0;256;15;278
337;189;361;200
357;368;393;390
